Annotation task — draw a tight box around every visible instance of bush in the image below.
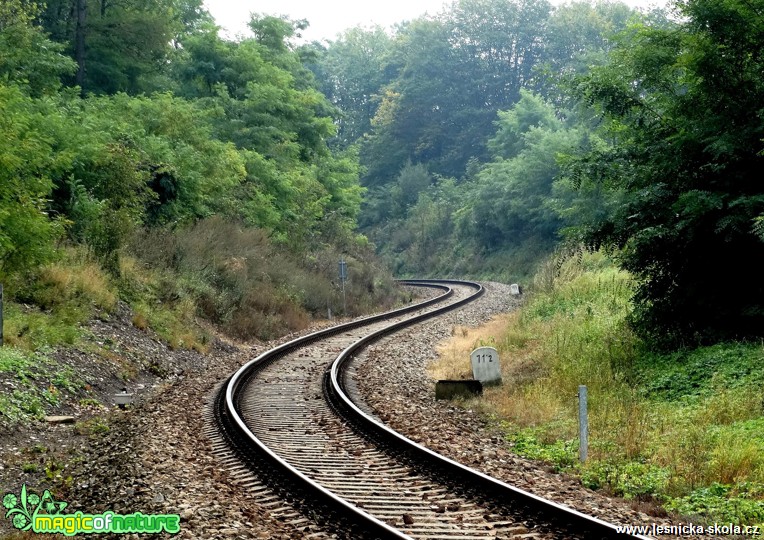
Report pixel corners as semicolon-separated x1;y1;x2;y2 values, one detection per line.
665;483;764;525
581;460;669;500
121;217;401;343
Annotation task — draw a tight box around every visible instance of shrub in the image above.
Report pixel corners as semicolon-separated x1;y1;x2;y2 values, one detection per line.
121;217;400;343
665;483;764;525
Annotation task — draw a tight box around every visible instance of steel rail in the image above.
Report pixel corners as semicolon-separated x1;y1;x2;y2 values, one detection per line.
218;279;649;540
221;281;460;539
328;281;650;540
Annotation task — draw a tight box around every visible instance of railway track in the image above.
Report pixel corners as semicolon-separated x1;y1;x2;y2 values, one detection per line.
211;280;648;540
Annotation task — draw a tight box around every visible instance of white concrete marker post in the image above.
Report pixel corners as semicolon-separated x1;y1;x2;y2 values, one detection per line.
470;346;501;385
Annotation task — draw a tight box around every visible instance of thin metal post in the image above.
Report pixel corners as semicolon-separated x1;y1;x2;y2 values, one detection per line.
578;385;588;462
338;259;347;315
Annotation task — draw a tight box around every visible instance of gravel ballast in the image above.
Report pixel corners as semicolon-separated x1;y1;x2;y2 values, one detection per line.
353;282;720;540
1;283;724;539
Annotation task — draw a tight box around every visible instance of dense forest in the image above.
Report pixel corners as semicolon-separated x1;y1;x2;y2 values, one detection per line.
0;0;398;347
0;0;762;347
308;0;764;348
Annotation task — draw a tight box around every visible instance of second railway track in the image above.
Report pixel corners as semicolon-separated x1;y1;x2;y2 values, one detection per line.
212;280;647;540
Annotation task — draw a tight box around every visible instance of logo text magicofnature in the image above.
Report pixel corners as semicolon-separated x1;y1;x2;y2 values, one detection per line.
4;484;180;536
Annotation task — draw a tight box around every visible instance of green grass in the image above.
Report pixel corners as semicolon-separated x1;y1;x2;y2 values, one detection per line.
3;303;83;350
473;250;764;525
635;343;764;401
0;347;86;428
505;426;578;470
665;483;764;525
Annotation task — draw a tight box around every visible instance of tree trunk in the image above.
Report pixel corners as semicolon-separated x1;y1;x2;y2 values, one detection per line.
75;0;86;91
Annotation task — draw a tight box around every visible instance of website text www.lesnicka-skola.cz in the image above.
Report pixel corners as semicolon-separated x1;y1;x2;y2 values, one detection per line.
615;523;761;536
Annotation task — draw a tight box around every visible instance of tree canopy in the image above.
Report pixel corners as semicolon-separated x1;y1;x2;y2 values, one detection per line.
567;0;764;346
313;0;764;346
1;0;762;348
0;6;366;282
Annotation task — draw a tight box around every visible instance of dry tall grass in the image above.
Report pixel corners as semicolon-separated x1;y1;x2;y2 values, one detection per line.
123;217;400;343
430;314;512;380
428;250;764;511
32;248;117;312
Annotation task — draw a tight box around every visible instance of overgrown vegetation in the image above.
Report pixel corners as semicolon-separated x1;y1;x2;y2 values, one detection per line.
0;347;86;426
121;217;398;344
0;0;399;350
567;0;764;347
0;0;402;434
431;251;764;525
310;1;649;280
312;0;763;346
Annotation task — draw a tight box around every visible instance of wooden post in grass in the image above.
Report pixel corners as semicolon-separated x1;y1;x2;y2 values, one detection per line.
578;385;588;462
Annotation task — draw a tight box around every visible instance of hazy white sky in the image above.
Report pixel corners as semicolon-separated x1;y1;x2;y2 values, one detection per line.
203;0;669;43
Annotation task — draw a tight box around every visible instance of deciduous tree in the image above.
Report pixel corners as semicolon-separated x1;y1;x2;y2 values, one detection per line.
568;0;764;345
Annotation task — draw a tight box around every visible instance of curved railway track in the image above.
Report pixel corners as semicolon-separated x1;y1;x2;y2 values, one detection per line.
212;280;648;540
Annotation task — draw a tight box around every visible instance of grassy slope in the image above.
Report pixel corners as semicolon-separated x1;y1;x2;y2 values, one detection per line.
0;219;401;430
430;251;764;526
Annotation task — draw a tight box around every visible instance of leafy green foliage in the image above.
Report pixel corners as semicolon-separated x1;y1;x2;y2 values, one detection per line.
581;459;670;500
665;483;764;525
0;5;368;266
568;0;764;346
38;0;208;94
0;347;86;428
506;428;578;471
635;343;764;401
0;5;388;358
0;85;61;277
469;92;579;251
538;1;639;98
170;20;363;246
310;1;645;279
362;91;595;279
0;1;76;95
306;26;394;148
359;0;554;184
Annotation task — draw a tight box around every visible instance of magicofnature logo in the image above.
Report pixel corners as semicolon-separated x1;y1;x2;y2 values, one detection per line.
3;484;180;536
3;484;67;531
